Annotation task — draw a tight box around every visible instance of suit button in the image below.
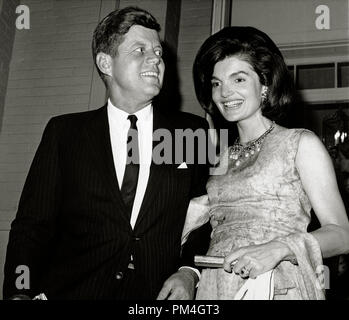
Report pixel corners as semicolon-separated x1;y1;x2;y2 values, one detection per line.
133;237;140;241
115;272;123;280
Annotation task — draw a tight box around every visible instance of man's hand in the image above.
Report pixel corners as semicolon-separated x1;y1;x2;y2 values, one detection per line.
156;268;198;300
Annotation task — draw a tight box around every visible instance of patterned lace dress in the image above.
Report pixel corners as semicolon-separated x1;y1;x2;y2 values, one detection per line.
196;125;314;300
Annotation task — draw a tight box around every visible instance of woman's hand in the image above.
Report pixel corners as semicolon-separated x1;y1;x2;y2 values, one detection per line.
223;240;291;279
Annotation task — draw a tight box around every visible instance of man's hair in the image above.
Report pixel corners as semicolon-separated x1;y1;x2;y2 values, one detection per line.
92;6;161;81
193;26;296;122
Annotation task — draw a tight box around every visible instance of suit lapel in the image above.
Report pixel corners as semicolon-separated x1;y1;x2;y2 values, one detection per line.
134;107;172;230
85;106;131;225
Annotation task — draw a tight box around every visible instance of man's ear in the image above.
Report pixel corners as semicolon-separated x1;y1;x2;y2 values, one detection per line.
96;52;112;77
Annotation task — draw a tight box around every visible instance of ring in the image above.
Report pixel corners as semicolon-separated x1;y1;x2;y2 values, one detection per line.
240;266;250;276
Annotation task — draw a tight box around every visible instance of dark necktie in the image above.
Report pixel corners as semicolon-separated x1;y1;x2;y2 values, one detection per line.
121;115;139;218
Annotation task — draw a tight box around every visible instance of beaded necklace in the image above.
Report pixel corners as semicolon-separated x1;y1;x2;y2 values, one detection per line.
229;121;275;167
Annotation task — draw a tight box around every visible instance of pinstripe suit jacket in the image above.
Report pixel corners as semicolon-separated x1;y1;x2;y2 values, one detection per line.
3;105;210;300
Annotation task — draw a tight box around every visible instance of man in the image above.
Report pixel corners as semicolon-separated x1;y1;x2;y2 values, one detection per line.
3;7;210;300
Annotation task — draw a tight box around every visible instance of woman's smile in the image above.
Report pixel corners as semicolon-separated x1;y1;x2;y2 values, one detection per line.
212;56;264;123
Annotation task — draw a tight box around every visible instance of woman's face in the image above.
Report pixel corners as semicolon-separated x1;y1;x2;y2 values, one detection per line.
211;56;266;123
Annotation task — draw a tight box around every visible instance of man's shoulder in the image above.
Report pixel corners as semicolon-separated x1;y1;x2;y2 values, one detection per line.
51;106;104;122
47;106;105;129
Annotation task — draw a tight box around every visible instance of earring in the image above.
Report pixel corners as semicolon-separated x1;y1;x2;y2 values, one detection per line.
261;88;268;102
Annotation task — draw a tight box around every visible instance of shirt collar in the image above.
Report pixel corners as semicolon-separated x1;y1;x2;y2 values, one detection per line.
107;98;153;124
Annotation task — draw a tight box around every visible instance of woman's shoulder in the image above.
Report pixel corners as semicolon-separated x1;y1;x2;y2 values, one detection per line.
273;125;315;138
269;125;322;157
272;125;320;145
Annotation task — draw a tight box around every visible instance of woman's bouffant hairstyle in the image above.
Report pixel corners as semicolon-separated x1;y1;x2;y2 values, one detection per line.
92;6;160;82
193;26;296;122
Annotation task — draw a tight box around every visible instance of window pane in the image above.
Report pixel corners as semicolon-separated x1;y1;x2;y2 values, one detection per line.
296;64;335;89
338;62;349;88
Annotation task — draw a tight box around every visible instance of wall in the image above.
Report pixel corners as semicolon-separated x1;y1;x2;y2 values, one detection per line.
230;0;348;47
177;0;212;117
0;0;21;299
0;0;20;132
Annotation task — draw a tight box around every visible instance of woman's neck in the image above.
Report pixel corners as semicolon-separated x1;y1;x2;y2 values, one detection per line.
237;116;273;144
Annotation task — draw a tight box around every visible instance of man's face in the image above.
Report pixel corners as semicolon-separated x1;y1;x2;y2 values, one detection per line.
109;25;165;110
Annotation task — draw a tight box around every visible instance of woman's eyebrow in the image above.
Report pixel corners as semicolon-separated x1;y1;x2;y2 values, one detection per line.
212;70;249;80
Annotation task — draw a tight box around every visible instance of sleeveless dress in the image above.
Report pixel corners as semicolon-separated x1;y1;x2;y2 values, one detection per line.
196;125;316;300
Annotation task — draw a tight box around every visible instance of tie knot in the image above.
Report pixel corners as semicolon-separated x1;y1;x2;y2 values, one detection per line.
128;115;138;129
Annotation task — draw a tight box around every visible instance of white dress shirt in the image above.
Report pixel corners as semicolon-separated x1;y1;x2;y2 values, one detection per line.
107;99;153;229
108;99;201;278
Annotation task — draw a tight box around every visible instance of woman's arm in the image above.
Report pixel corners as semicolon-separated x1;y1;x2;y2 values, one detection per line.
223;131;349;278
296;131;349;257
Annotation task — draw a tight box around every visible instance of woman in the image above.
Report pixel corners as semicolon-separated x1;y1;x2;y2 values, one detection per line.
183;26;349;300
